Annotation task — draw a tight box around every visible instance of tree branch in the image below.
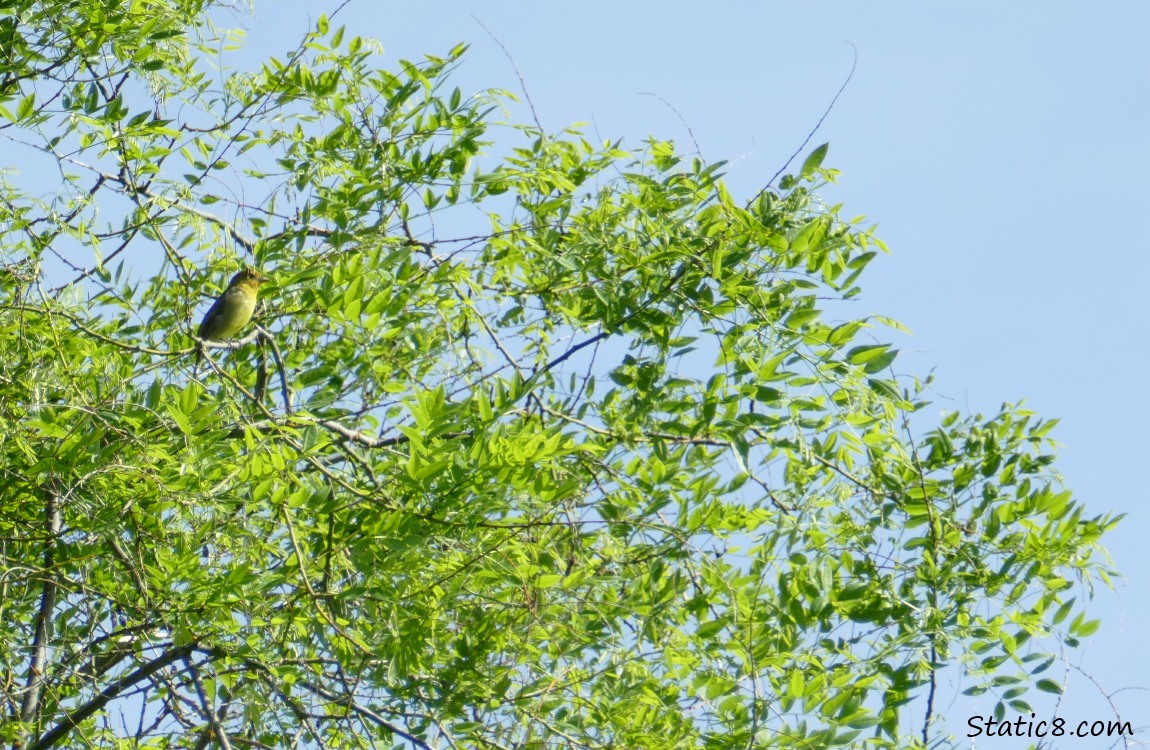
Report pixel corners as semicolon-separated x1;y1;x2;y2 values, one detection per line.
28;643;198;750
16;485;62;743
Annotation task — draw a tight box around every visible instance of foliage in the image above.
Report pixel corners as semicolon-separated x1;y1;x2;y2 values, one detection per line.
0;2;1119;748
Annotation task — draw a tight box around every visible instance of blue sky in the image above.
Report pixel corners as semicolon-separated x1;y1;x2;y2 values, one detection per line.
234;1;1149;742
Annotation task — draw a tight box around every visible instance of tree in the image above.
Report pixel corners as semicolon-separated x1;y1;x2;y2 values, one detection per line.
0;2;1119;748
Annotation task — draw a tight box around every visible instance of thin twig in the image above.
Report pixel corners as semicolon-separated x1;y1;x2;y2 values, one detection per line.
639;91;702;157
748;43;858;207
472;16;543;132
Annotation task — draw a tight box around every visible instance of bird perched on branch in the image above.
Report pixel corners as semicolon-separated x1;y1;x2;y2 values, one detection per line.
196;267;266;364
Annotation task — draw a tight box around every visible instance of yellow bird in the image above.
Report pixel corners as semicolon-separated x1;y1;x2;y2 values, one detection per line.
196;268;266;363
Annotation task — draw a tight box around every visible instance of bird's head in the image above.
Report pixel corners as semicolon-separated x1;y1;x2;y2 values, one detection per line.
229;267;267;288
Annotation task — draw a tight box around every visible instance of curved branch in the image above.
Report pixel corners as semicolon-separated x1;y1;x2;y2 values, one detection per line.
28;643;198;750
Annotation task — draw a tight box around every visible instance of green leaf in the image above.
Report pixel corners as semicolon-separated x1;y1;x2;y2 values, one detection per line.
784;308;821;329
868;378;901;401
800;142;829;178
17;93;35;121
847;344;898;373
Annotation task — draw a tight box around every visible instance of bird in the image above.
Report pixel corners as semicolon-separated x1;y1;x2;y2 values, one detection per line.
196;267;266;364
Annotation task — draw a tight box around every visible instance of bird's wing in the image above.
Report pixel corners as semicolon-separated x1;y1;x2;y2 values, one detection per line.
198;294;226;338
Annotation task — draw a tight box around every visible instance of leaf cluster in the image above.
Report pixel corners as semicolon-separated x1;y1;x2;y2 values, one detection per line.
0;5;1119;749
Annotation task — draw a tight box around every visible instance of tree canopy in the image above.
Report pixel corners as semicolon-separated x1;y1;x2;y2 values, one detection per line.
0;2;1119;748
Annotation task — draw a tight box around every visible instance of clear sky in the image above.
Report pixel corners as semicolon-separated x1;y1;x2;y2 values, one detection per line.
232;1;1149;742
